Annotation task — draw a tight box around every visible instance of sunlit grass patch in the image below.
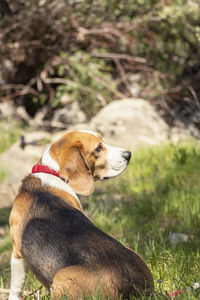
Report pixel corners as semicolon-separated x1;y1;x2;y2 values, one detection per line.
86;139;200;298
0;120;20;182
0;120;20;154
0;227;12;288
88;139;200;241
0;167;9;182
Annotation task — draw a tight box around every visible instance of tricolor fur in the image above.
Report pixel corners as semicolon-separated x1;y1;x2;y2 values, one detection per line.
9;130;154;300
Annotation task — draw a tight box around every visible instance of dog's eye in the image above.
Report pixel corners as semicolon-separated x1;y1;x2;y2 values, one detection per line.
95;145;103;152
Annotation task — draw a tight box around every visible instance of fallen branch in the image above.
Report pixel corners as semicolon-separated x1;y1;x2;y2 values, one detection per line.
22;285;43;300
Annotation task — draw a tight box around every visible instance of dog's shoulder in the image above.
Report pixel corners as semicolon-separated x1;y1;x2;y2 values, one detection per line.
20;174;42;193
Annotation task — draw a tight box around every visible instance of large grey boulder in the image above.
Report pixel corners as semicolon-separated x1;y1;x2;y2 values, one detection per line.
90;98;189;149
0;131;52;207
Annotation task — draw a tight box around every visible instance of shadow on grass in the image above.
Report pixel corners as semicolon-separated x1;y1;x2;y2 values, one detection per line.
0;207;11;286
0;207;11;226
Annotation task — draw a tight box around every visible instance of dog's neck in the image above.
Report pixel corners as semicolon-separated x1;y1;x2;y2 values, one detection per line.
32;146;82;211
41;145;60;172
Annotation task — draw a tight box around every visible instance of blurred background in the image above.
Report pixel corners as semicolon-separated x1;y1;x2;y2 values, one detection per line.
1;1;200;299
1;0;200;133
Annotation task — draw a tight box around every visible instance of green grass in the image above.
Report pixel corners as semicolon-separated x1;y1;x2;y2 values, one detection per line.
1;139;200;299
0;120;20;154
0;168;9;182
0;120;20;182
86;139;200;298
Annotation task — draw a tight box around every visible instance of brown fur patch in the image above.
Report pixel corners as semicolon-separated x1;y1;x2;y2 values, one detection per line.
9;176;42;258
51;266;118;300
10;194;32;258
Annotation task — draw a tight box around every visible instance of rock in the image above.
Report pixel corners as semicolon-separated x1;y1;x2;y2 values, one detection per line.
0;101;16;119
90;98;171;149
0;129;70;207
60;93;71;105
188;123;200;139
168;232;190;246
89;98;191;149
51;102;86;129
0;102;30;125
0;131;53;207
70;98;190;149
27;100;87;130
130;82;141;97
16;106;31;122
1;59;14;82
30;105;50;128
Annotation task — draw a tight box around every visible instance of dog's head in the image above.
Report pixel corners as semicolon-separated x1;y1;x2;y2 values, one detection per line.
41;130;131;196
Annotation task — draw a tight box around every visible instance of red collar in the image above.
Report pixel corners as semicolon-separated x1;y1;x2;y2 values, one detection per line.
32;163;60;178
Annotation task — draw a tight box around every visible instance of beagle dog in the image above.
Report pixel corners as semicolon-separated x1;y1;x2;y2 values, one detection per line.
9;130;154;300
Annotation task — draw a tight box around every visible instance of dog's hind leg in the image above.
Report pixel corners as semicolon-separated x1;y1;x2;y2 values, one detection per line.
51;266;118;300
8;252;29;300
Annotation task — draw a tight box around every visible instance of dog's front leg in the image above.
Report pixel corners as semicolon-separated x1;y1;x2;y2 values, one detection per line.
9;252;29;300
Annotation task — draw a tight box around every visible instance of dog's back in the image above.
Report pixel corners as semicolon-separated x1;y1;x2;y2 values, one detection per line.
21;186;153;298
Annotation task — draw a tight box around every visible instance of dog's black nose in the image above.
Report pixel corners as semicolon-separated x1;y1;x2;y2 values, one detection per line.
122;151;131;162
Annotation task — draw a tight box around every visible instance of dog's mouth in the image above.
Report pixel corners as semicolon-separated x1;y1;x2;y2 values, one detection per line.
102;161;130;181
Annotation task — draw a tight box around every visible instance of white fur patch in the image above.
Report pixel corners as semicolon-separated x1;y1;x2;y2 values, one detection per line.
9;254;28;300
42;146;59;172
33;172;80;203
36;145;81;206
77;130;99;138
103;143;128;178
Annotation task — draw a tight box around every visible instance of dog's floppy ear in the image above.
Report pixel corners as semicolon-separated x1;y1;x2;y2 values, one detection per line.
59;141;95;196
